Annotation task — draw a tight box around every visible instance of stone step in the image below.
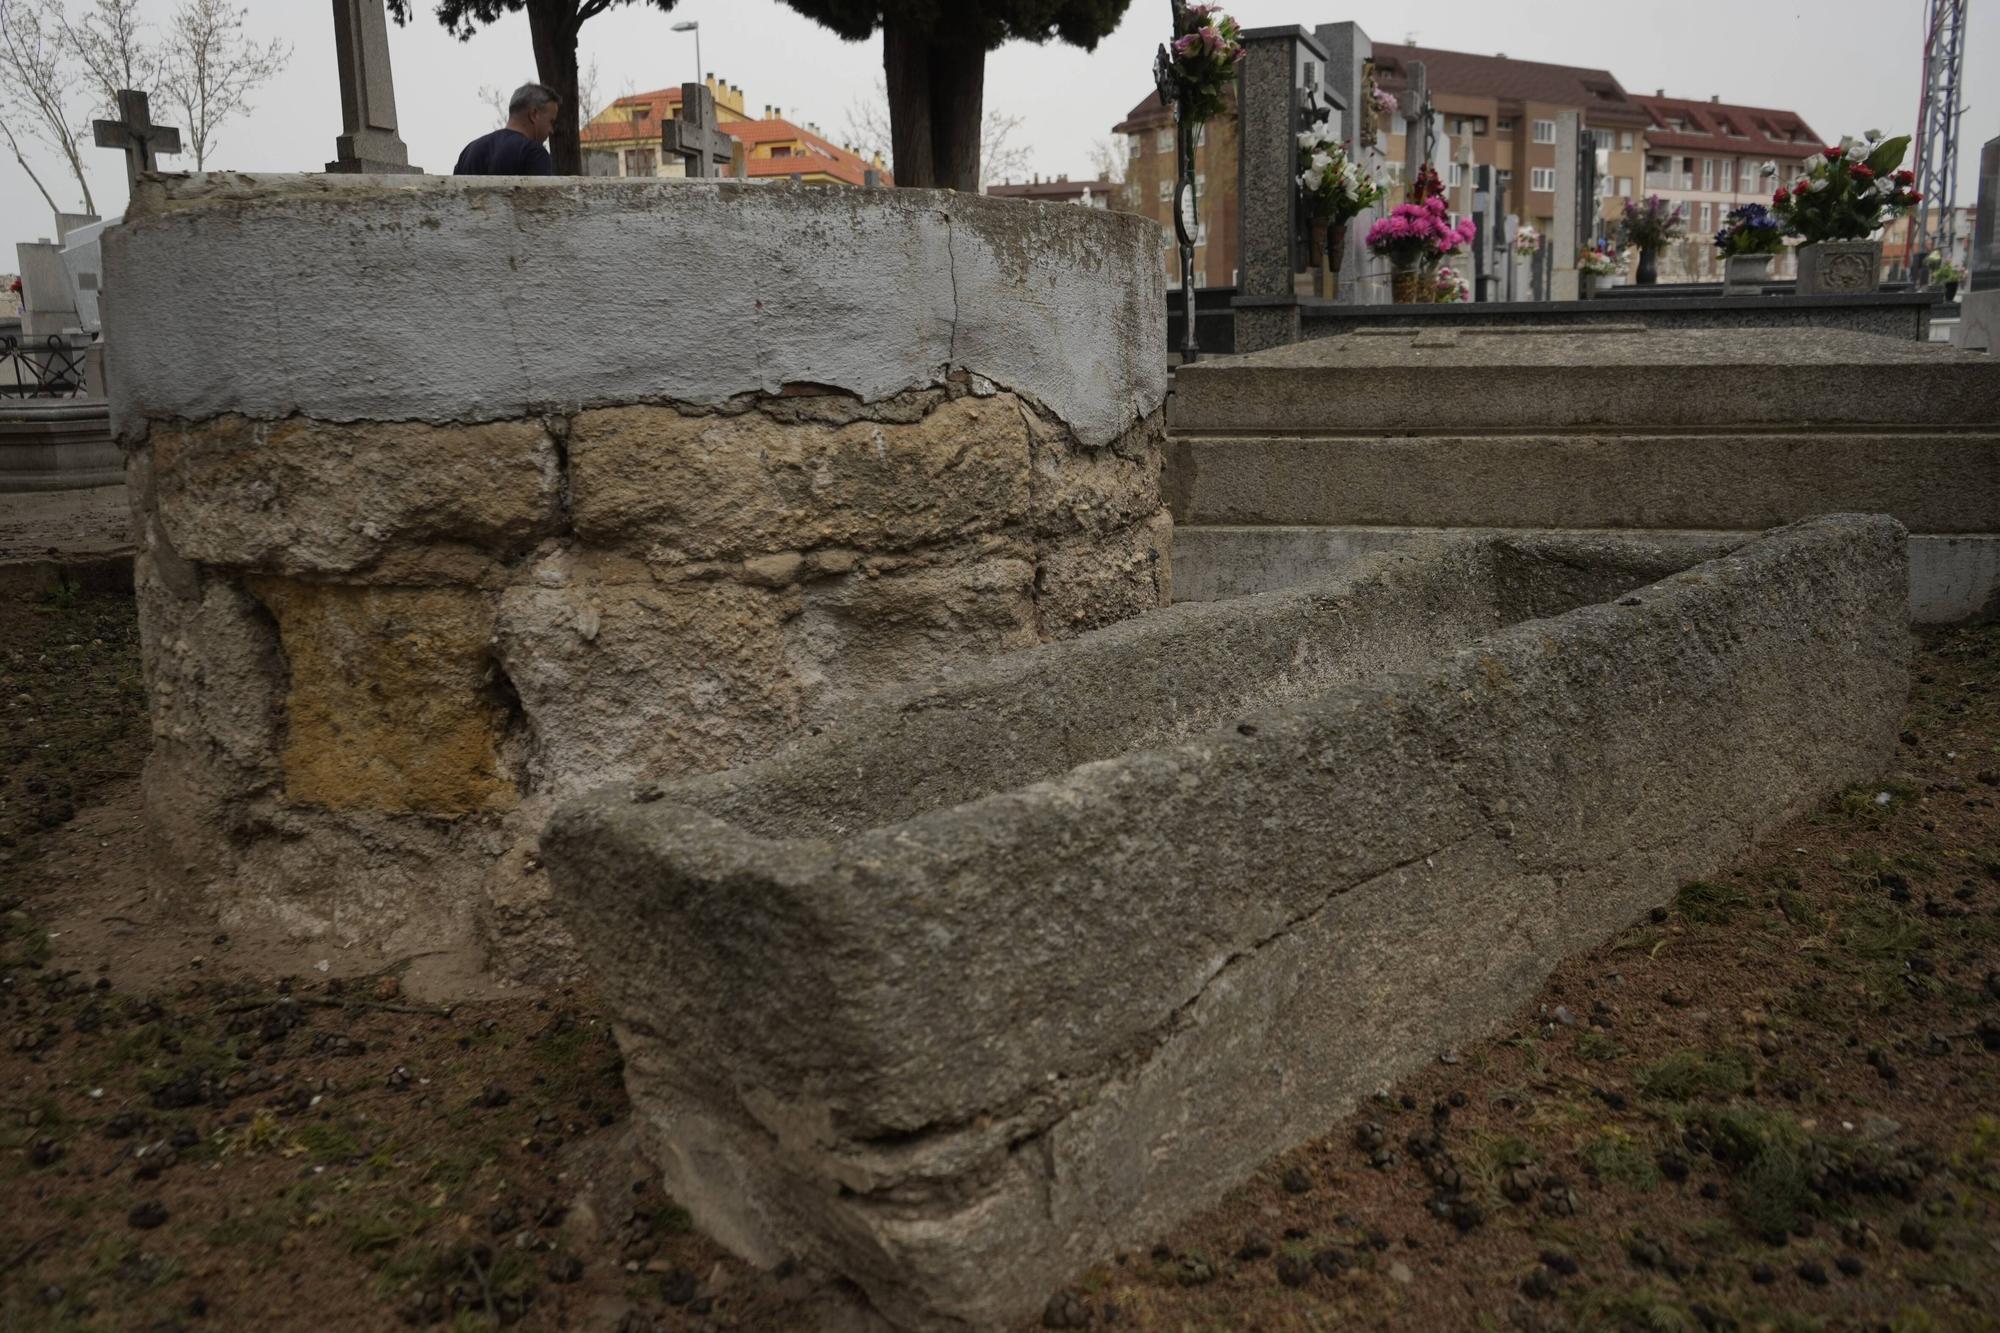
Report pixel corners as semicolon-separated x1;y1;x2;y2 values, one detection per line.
1165;431;2000;533
1169;327;2000;434
1171;524;2000;625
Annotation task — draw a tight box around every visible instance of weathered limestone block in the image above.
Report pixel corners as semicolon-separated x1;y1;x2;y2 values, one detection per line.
246;580;516;816
544;517;1909;1329
109;175;1170;974
151;416;562;576
496;576;807;799
571;393;1033;562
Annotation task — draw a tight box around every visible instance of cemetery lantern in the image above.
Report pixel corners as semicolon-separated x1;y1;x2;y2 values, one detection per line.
1154;2;1245;364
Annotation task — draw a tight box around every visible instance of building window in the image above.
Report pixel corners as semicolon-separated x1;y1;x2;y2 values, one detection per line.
1497;117;1515;132
1700;202;1713;232
1532;119;1557;144
1620;131;1634;152
1497;169;1513;191
623;147;657;176
1156;128;1173;153
1619;176;1633;197
1701;158;1714;190
1591;128;1613;150
1194;123;1207;147
1720;159;1733;192
1531;166;1556;191
1128;135;1142;158
1452;117;1486;137
1449;162;1464;188
1194;219;1208;247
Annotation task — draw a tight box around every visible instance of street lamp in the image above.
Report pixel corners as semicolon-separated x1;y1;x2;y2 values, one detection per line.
670;20;702;91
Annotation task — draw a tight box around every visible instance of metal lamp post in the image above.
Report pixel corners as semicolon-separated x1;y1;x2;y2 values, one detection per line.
1154;0;1201;364
671;20;702;89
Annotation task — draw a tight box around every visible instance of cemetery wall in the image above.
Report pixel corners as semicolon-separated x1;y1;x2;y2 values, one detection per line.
108;175;1171;977
543;516;1908;1329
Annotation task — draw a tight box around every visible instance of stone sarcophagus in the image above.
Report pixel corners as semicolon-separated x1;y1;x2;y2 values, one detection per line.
105;175;1171;976
543;516;1910;1329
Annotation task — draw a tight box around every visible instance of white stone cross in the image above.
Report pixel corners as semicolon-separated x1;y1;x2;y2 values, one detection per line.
93;90;181;189
327;0;418;174
662;82;735;178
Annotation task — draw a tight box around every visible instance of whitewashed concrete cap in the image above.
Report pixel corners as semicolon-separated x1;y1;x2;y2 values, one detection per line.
103;174;1169;446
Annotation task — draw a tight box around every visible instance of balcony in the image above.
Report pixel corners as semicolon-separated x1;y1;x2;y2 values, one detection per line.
1644;171;1694;192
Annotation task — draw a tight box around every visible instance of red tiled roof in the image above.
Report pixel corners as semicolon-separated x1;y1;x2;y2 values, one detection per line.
719;118;887;186
1630;94;1826;161
1372;44;1650;127
1114;85;1235;134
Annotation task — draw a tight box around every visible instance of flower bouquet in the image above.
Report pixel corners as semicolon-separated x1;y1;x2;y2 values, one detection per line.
1511;225;1542;258
1429;265;1471;303
1297;124;1384;296
1365;195;1477;302
1715;202;1785;294
1576;241;1622;277
1774;131;1919;295
1616;196;1685;284
1928;254;1966;300
1168;4;1247;125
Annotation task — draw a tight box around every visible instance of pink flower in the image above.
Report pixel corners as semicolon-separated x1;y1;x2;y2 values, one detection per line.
1200;24;1223;51
1173;33;1200;56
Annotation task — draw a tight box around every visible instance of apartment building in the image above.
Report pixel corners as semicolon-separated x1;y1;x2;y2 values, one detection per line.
986;175;1118;207
1627;93;1825;279
579;76;888;186
1112;86;1242;287
1369;44;1650;231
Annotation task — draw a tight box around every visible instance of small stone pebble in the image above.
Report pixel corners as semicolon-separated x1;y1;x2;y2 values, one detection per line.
1520;1269;1558;1300
1539;1250;1579;1276
1835;1254;1864;1277
1281;1165;1313;1195
1898;1218;1937;1251
128;1201;168;1230
1750;1263;1776;1284
547;1254;584;1284
1235;1233;1272;1262
1797;1260;1830;1287
1041;1290;1089;1329
1274;1254;1309;1288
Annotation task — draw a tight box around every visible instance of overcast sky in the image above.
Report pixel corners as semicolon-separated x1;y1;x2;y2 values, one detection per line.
4;0;1994;254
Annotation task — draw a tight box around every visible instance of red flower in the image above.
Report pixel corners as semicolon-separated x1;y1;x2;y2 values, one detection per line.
1824;145;1844;161
1907;191;1923;203
1895;169;1915;184
1794;179;1810;195
1851;164;1874;180
1772;189;1789;207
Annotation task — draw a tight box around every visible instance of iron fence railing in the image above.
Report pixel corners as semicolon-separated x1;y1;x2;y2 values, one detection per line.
0;332;89;399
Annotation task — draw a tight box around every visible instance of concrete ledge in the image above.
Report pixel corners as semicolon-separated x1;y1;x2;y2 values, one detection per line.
106;175;1168;448
1296;290;1935;342
1170;328;2000;435
544;516;1909;1328
1172;523;1999;623
1165;432;2000;532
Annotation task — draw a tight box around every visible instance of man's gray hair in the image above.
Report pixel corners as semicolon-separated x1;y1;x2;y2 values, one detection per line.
509;83;559;116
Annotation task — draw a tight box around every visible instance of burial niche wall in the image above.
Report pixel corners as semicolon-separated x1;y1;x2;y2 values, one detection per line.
107;175;1171;976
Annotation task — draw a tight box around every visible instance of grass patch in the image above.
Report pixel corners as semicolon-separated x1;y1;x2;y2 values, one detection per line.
294;1120;363;1163
1580;1128;1661;1192
1575;1031;1622;1062
1840;901;1924;963
1674;879;1748;925
1638;1049;1754;1102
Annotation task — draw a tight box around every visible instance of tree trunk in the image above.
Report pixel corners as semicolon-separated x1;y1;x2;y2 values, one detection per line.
526;0;582;175
882;15;934;188
927;37;983;193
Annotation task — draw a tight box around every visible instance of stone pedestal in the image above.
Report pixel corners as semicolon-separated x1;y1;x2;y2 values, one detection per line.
1231;27;1327;353
105;175;1171;977
325;0;420;174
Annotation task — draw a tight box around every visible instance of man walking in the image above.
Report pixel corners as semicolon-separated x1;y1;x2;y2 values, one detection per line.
455;84;559;176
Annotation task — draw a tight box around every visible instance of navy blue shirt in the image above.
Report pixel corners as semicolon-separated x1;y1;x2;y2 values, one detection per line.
454;128;555;177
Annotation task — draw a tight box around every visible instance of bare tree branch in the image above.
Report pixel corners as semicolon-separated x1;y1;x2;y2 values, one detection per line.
53;0;159;118
846;77;1030;190
158;0;288;170
0;108;61;214
0;0;94;213
1087;136;1125;186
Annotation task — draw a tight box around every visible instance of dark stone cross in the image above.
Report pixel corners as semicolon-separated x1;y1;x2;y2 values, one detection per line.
93;90;181;189
662;82;734;178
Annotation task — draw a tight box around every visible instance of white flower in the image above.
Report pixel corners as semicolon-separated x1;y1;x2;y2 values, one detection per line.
1865;128;1884;142
1808;176;1830;193
1760;160;1779;177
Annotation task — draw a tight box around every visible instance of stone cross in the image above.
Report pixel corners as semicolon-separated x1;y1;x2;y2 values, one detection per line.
1398;60;1432;199
327;0;419;174
662;82;734;178
93;90;180;189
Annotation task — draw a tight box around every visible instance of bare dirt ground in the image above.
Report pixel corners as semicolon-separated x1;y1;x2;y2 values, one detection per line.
3;587;1996;1333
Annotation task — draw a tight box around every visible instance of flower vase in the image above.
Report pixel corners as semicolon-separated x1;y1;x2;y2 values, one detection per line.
1636;249;1659;286
1391;265;1424;304
1722;253;1774;297
1944;281;1959;303
1318;222;1347;300
1794;241;1882;297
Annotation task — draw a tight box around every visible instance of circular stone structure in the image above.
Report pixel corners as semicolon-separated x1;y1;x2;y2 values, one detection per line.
106;174;1171;976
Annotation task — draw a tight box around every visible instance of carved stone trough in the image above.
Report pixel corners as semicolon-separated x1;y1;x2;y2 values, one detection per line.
543;516;1910;1329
